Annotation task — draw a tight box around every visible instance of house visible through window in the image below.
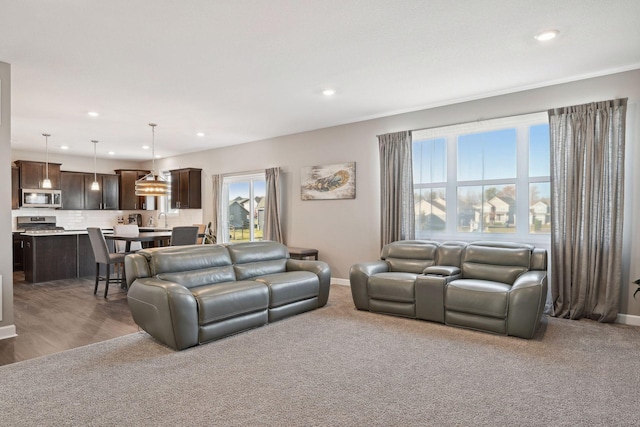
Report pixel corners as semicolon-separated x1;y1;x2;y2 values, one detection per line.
222;173;266;243
412;112;550;243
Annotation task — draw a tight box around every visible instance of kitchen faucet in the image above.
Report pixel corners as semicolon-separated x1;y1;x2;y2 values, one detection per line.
158;212;168;228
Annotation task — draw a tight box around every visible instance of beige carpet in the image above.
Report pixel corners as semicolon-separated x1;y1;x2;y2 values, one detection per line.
1;285;638;426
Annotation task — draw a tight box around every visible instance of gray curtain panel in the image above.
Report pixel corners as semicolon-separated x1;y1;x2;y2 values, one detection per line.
211;174;223;243
378;130;415;248
264;167;284;243
548;98;627;322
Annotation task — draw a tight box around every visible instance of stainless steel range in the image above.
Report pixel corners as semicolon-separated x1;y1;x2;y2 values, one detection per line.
16;216;66;233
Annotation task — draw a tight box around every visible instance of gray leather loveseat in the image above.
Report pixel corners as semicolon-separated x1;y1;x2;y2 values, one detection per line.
350;240;547;339
125;241;331;350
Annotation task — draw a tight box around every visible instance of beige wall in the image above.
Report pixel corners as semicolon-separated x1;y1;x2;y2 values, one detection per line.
153;69;640;317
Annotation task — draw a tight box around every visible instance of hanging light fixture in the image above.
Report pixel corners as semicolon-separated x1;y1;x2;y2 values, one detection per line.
135;123;170;196
91;140;100;191
42;133;52;188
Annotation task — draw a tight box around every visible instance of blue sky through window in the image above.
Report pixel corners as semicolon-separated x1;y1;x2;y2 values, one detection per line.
458;128;517;181
413;138;446;183
529;124;550;177
229;180;265;201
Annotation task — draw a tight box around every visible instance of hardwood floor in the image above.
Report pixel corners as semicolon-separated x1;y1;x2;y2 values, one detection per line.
0;272;139;366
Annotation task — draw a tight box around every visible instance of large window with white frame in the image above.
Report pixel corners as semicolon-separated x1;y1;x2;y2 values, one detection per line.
221;172;266;243
412;112;550;243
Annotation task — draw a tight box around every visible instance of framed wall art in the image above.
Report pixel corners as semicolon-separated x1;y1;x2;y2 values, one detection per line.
301;162;356;200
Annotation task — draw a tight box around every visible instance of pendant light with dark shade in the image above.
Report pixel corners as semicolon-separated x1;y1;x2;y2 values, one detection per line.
135;123;170;196
42;133;52;189
91;140;100;191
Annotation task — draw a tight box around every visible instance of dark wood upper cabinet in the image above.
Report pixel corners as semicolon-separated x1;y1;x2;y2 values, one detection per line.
84;174;120;210
11;166;19;209
15;160;62;190
101;174;119;210
61;172;85;210
84;174;102;210
115;169;152;210
170;168;202;209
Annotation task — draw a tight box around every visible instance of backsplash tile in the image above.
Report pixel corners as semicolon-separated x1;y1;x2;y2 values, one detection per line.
12;208;203;231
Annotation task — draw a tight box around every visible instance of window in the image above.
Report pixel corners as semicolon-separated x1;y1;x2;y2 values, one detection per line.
412;112;550;241
221;172;266;243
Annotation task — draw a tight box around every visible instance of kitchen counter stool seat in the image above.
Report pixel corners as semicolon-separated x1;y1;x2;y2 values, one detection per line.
87;227;126;298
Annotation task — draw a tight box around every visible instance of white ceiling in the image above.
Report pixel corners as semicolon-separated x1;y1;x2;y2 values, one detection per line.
2;0;639;161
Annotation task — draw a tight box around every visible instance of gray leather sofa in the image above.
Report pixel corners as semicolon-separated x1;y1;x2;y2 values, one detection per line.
350;240;547;339
125;241;331;350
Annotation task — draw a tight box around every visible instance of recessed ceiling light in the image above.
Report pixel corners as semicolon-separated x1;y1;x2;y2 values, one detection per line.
534;29;559;41
196;132;205;137
60;145;69;150
88;111;99;117
142;145;150;150
155;154;161;159
108;151;115;155
322;89;336;96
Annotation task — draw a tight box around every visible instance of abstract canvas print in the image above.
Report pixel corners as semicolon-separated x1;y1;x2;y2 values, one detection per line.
301;162;356;200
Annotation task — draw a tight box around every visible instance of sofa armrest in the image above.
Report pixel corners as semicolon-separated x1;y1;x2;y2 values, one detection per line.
507;271;548;339
349;261;389;310
127;278;199;350
286;259;332;307
423;265;461;276
124;253;151;289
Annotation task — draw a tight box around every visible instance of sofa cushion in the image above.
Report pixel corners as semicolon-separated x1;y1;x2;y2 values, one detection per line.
445;279;510;318
157;266;236;289
227;241;289;280
191;280;269;325
368;272;416;303
146;244;232;275
381;240;438;273
435;241;467;267
461;243;532;285
254;271;319;308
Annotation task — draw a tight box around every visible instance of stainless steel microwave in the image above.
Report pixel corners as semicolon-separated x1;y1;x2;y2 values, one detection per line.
21;189;62;208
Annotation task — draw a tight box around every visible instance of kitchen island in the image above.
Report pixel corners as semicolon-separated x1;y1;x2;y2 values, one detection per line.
20;229;115;283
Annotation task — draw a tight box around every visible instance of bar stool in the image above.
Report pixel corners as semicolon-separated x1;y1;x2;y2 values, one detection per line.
87;227;126;298
170;226;200;246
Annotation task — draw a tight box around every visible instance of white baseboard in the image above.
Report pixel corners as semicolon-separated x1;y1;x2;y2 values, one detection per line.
331;278;350;286
616;313;640;326
0;324;17;341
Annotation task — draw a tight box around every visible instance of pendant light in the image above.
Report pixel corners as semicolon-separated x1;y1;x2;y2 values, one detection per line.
42;133;52;188
91;140;100;191
135;123;170;196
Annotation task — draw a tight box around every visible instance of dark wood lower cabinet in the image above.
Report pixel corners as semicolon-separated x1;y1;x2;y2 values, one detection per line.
24;235;78;283
13;233;25;271
77;234;96;278
23;234;117;283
